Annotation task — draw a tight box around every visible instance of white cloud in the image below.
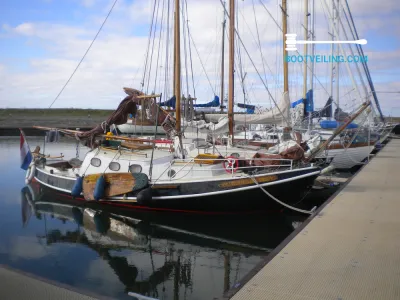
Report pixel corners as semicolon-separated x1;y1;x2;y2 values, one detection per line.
82;0;96;8
9;236;48;261
0;0;398;116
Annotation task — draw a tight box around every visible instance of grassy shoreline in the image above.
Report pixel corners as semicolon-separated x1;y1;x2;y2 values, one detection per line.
0;108;114;117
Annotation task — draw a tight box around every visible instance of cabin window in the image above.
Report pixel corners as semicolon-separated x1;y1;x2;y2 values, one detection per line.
230;153;240;158
109;162;120;171
129;164;142;173
90;157;101;167
167;169;176;178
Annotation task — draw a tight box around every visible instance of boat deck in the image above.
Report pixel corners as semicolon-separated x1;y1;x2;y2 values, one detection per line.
228;138;400;300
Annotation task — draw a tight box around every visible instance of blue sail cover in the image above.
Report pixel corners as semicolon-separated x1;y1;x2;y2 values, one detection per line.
193;95;220;108
237;103;255;114
291;89;314;115
305;89;314;113
159;95;176;108
159;95;220;109
291;98;303;108
320;120;358;129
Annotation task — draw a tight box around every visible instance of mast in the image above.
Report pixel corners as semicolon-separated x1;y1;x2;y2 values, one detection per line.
309;0;315;130
228;0;235;142
282;0;289;95
329;0;335;119
282;0;290;125
302;0;308;101
310;0;315;93
335;0;340;126
220;1;226;113
174;0;181;132
303;0;310;129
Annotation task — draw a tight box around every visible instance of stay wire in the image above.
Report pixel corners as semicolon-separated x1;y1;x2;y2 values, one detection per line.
141;0;158;92
184;0;196;97
48;0;119;108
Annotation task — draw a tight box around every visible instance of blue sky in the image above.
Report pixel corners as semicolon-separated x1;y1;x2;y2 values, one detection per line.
0;0;399;116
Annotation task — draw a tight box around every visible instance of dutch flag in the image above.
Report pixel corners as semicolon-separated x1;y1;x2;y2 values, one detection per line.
20;129;32;170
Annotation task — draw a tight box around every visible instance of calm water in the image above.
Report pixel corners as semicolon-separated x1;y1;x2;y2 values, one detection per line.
0;136;308;300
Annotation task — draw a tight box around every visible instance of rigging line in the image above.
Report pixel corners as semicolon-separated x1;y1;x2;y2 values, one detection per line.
331;2;368;100
146;0;162;94
343;0;384;122
237;7;275;94
188;29;217;95
219;0;288;125
141;0;158;91
252;0;269;84
339;5;371;101
180;1;189;98
235;8;245;99
153;0;166;92
184;0;196;97
260;0;330;99
48;0;118;108
258;0;282;31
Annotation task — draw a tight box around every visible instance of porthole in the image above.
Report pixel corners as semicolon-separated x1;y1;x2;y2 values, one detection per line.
167;169;176;178
109;162;120;171
90;157;101;167
129;164;142;173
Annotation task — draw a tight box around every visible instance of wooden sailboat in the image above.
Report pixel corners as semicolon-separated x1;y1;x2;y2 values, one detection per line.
22;0;324;213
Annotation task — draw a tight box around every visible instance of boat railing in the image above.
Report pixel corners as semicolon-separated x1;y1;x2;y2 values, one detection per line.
163;157;293;180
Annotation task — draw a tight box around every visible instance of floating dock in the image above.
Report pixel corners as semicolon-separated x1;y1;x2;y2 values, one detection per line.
228;139;400;300
0;265;105;300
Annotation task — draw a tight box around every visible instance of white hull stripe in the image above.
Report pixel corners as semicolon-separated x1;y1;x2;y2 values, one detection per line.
34;170;320;200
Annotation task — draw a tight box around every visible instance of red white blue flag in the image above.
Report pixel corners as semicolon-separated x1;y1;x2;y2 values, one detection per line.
20;129;32;170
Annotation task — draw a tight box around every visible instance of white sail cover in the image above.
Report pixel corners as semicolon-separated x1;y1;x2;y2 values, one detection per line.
185;117;230;135
204;92;290;125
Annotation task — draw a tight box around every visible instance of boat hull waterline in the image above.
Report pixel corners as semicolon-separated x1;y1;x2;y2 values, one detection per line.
33;167;320;212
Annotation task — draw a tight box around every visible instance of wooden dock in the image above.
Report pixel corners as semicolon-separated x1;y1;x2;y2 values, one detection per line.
228;139;400;300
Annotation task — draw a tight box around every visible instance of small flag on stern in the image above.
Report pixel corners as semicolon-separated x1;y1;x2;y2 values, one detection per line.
20;129;32;170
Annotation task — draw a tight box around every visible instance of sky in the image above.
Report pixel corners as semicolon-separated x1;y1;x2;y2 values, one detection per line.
0;0;399;116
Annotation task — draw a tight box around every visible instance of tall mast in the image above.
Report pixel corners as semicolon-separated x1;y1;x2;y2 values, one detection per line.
228;0;235;141
174;0;181;132
220;1;226;113
329;0;335;118
302;0;308;100
282;0;289;95
335;0;340;124
309;0;315;131
282;0;290;126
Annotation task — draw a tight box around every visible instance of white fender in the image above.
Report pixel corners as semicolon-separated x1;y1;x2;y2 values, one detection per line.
26;183;37;202
25;164;36;185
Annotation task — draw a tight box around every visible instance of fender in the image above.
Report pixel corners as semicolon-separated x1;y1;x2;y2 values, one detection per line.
25;164;36;185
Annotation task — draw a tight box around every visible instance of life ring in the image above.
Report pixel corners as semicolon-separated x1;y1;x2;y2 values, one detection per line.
25;164;36;185
223;156;239;173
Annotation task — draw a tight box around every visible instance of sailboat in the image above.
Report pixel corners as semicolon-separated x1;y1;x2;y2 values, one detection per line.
21;0;332;214
196;0;381;171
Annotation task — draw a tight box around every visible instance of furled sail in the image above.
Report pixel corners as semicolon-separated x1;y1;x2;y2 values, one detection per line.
193;95;220;108
203;92;290;125
159;95;220;109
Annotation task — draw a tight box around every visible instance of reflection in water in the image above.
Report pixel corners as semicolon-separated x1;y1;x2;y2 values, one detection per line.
20;182;305;299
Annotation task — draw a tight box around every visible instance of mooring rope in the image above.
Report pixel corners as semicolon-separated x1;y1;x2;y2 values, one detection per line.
246;174;317;215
